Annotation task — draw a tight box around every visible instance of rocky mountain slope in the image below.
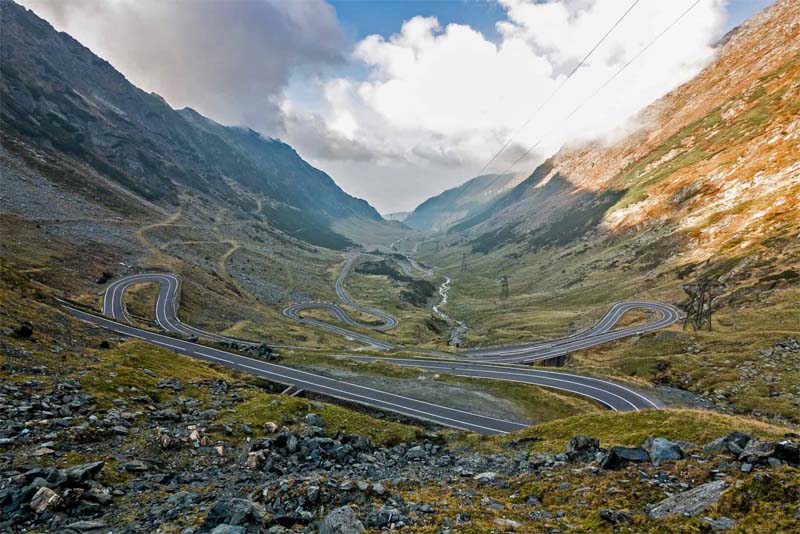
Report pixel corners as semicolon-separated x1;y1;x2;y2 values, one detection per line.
404;173;521;231
0;0;386;250
1;270;798;533
419;0;799;427
454;0;799;266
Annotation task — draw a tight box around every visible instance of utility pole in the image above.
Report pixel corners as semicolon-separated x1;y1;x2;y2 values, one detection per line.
434;240;439;253
461;253;467;271
499;275;509;299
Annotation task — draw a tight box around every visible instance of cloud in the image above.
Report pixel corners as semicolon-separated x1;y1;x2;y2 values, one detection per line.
282;0;727;211
18;0;344;134
20;0;731;213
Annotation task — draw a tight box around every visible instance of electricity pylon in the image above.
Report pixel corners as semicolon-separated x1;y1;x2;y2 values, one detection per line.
499;275;509;299
682;278;723;331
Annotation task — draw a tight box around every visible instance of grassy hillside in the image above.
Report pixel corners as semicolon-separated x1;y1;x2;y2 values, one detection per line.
415;0;800;425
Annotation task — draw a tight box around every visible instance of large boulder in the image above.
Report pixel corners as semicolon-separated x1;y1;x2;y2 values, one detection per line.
643;437;684;466
60;461;104;485
738;440;777;465
601;447;649;470
565;436;600;463
405;446;426;460
703;432;752;456
29;487;62;514
365;505;406;529
648;480;729;519
319;506;365;534
203;498;267;533
773;441;799;466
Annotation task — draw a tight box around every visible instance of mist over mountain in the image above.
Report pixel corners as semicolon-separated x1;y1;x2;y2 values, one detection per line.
404;173;522;232
448;0;798;265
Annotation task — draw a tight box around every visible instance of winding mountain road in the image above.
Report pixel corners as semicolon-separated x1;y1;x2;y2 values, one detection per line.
280;254;397;348
66;253;680;434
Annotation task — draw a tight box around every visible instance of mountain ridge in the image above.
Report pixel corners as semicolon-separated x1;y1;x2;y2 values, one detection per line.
0;0;385;250
404;172;522;231
449;0;799;263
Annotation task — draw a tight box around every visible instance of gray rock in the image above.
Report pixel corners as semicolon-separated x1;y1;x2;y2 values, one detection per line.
319;506;365;534
738;440;777;464
703;517;736;531
83;486;112;505
122;460;148;472
643;437;684;466
210;526;247;534
305;413;323;427
601;447;649;469
494;518;522;528
167;491;199;507
405;446;425;459
648;480;729;519
703;432;752;455
64;520;108;532
203;498;267;531
773;440;799;466
156;378;184;391
599;509;631;524
60;461;104;484
565;436;599;463
365;505;405;529
474;471;498;483
247;451;265;469
29;486;62;514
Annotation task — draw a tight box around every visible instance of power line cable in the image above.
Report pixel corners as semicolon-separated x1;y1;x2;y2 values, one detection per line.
476;0;642;176
500;0;703;176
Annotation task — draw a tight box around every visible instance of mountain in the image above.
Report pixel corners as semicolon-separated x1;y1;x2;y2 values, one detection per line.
0;0;384;250
404;173;521;231
452;0;799;266
421;0;799;427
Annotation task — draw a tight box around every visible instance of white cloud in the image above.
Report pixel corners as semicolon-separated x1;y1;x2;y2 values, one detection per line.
19;0;731;213
283;0;727;212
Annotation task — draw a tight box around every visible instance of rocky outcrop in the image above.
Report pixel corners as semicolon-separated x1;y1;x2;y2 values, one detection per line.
319;506;365;534
648;480;729;519
643;437;684;466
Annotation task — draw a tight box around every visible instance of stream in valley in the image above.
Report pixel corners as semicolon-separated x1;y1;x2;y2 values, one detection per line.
433;276;469;346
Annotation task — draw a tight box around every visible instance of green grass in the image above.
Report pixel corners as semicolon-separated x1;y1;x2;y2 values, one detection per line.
485;409;795;453
570;287;800;422
213;390;423;447
73;340;236;409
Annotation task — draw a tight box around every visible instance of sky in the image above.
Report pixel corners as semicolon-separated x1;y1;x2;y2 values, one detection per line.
20;0;775;214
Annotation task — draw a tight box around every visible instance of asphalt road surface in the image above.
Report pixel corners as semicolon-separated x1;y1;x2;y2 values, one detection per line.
66;306;526;435
278;254;681;365
65;257;679;434
278;254;398;348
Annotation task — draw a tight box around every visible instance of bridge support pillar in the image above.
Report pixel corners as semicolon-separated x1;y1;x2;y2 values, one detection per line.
540;354;568;367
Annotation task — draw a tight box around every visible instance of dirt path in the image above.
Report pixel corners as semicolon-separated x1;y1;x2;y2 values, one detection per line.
136;209;183;249
218;240;240;279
